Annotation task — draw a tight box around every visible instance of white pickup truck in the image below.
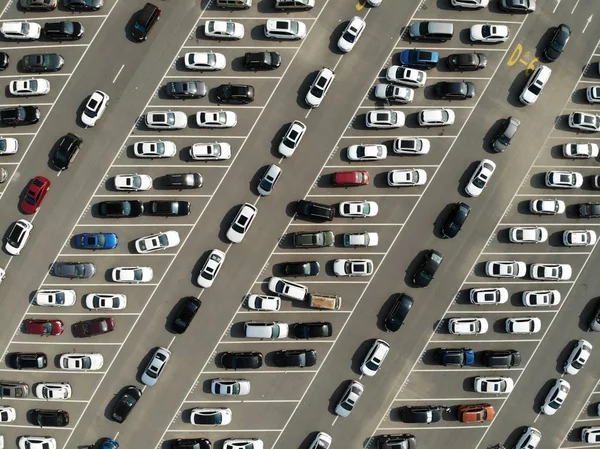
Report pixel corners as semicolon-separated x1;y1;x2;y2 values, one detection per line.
343;232;379;247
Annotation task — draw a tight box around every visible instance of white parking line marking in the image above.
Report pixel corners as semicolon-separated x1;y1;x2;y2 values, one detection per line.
411;367;526;373
455;310;557;314
0;423;74;430
394;46;508;51
111;164;228;168
0;369;104;375
25;312;140;316
165;75;281;79
307;194;421;197
288;223;405;226
112;64;125;83
12;341;122;345
481;252;590;256
357;105;474;109
75;223;195;227
41;283;160;287
413;17;523;24
147;105;265;109
379;426;489;430
202;370;318;374
58;253;174;257
501;223;600;226
93;194;212;198
166;429;283;433
237;310;352;314
394;397;506;401
274;252;387;256
131;134;249;139
331;416;339;427
347;135;459;139
428;76;492;80
183;399;299;403
0;14;108;22
515;194;600;197
429;339;542;343
182;45;300;49
464;281;574;284
219;340;334;344
0;103;55;107
0;73;71;79
576;417;600;422
0;44;88;51
326;165;440;168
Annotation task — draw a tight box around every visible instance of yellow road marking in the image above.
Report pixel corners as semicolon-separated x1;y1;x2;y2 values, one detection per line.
356;1;365;10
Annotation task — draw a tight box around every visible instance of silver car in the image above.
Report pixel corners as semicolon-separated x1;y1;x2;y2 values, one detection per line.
335;380;364;417
211;379;251;396
141;347;171;386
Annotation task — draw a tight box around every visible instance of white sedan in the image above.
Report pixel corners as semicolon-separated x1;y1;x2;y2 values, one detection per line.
264;19;307;40
305;67;335;108
485;261;527;278
0;137;19;155
569;112;600;132
333;259;373;276
564;339;592;375
562;143;599;158
469;287;508;304
365;110;405;128
418;108;455;126
226;203;257;243
393;137;430;155
385;66;426;87
474;376;514;394
184;51;226;71
0;406;16;422
34;289;76;307
583;428;600;444
9;78;50;96
465;159;496;197
81;90;109;127
135;231;180;253
190;142;231;160
111;266;154;283
541;379;570;415
133;140;177;158
198;249;225;288
587;86;600;104
59;353;104;370
18;437;56;449
84;293;127;310
338;16;366;53
347;144;387;161
279;120;306;157
563;230;597;246
505;317;541;334
470;24;509;43
0;21;41;40
196;110;237;128
224;440;263;449
211;379;251;396
530;263;572;281
247;294;281;311
522;290;561;307
508;226;548;243
338;200;378;218
374;84;414;103
145;111;188;130
387;168;427;186
204;20;244;39
448;317;488;335
545;171;583;188
451;0;489;7
34;382;72;400
343;232;379;247
529;199;565;215
114;174;152;191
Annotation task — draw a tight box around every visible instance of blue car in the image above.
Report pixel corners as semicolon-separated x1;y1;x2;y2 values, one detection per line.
437;347;474;367
75;233;118;249
399;49;439;69
97;438;119;449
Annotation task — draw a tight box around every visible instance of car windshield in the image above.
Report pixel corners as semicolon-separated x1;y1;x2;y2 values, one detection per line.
528;83;542;95
289;21;298;34
74;265;85;276
54;292;65;304
419;51;433;61
133;269;143;280
481;25;492;37
158;234;169;247
43;322;52;333
342;29;356;43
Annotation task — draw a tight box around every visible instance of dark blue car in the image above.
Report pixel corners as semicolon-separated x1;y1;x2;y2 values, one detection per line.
399;49;439;69
437;347;474;367
75;233;118;249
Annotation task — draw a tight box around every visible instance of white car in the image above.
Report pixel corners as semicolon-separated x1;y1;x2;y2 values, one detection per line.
0;406;16;422
529;199;565;215
365;110;405;128
135;231;180;253
34;289;76;307
338;200;378;218
448;317;488;335
582;427;600;444
145;111;188;130
505;317;541;334
473;376;514;394
545;170;583;188
335;380;364;417
34;382;72;400
346;144;387;161
563;142;599;158
522;290;561;307
564;339;592;375
515;427;541;449
305;68;335;108
563;230;596;246
338;16;365;52
470;24;509;42
133;140;177;158
385;66;426;87
530;263;572;281
509;226;548;243
224;440;263;449
333;259;374;277
247;294;281;311
198;249;226;288
267;277;307;301
0;21;41;40
393;137;430;155
569;112;600;132
227;203;257;243
586;86;600;104
469;287;508;305
374;84;414;103
343;232;378;247
18;437;56;449
465;159;496;197
141;347;171;386
387;168;427;187
541;379;570;415
59;353;104;370
184;51;226;71
111;266;154;283
451;0;489;7
114;174;152;191
211;379;251;396
84;293;127;310
360;339;390;377
191;408;232;425
257;164;281;196
418;108;455;126
190;142;231;160
308;433;332;449
279;120;306;157
81;90;109;127
196;110;237;128
5;219;33;256
264;19;306;40
9;78;50;96
485;261;527;278
0;137;18;155
204;20;244;39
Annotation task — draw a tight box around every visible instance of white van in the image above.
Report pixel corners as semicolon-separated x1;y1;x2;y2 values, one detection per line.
244;321;289;339
520;65;551;105
268;276;308;300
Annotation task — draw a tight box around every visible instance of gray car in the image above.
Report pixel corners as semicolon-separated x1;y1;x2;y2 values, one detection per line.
493;117;520;152
19;0;57;10
21;53;64;72
141;347;171;386
292;231;334;248
0;381;29;398
50;262;95;279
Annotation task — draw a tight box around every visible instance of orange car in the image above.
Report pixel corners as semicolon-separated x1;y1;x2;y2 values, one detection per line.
458;403;495;423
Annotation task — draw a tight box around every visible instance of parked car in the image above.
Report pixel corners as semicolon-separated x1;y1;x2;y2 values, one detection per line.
393;137;430;155
21;53;64;72
43;21;84;40
485;261;526;278
148;200;191;217
58;353;103;370
72;317;115;338
522;290;561;307
34;289;77;307
0;381;29;398
210;379;250;396
164;173;203;189
470;24;509;42
457;404;495;423
264;19;307;40
216;83;254;104
470;287;508;304
343;232;378;247
244;51;281;70
97;200;144;218
9;78;50;96
365;110;405;128
0;21;41;40
1;106;40;126
482;350;521;368
184;51;226;71
295;200;335;221
338;200;378;218
19;0;57;10
134;140;177;158
474;376;514;393
8;352;47;369
400;405;448;423
446;52;487;71
113;174;152;192
135;231;180;253
333;259;373;276
499;0;536;13
418;108;455;126
448;317;488;335
220;352;263;370
579;203;600;218
569;112;600;132
50;262;95;279
530;198;565;215
24;319;64;336
273;349;316;367
84;293;127;310
292;322;332;339
190;408;232;425
34;382;71;400
377;435;416;449
204;20;244;39
386;66;426;87
508;226;548;243
505;317;541;334
145;111;187;130
434;81;475;99
166;81;206;99
347;144;387;160
111;266;153;283
399;49;439;69
387;169;427;187
436;348;474;367
563;230;596;246
292;230;334;248
247;295;280;311
282;261;320;277
530;263;572;281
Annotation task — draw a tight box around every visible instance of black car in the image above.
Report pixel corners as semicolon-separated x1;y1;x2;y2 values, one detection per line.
32;409;69;427
283;261;320;276
148;200;191;216
295;200;335;221
170;438;212;449
292;322;332;339
413;250;443;288
171;296;201;334
244;51;281;70
441;202;471;238
383;294;414;332
216;84;255;104
377;434;417;449
166;81;207;99
400;405;448;423
544;24;571;61
1;106;40;126
499;0;535;13
579;203;600;218
435;348;474;367
52;133;83;170
21;53;64;72
273;349;317;367
8;352;47;369
434;81;475;99
0;52;9;71
64;0;103;10
482;349;521;368
43;21;84;40
220;352;263;370
112;385;142;423
97;200;144;218
164;173;202;189
446;52;487;71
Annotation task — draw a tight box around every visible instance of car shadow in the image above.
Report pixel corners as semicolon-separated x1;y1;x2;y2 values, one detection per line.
534;378;558;414
482;118;506;154
556;340;577;374
503;427;532;449
296;71;318;109
458;28;473;46
507;70;528;107
270;122;290;158
376;293;399;331
582;62;600;80
228;322;245;338
456;160;480;198
579;297;599;331
123;10;140;43
250;165;268;196
329;21;348;55
328;380;350;416
75;95;91;129
351;339;375;375
403;249;428;287
192;249;218;287
534;26;556;59
218;204;242;244
433;202;455;239
250;24;271;42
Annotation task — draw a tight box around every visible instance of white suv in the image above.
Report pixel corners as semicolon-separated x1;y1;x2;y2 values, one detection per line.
360;339;389;376
306;68;335;108
267;276;307;300
81;90;109;127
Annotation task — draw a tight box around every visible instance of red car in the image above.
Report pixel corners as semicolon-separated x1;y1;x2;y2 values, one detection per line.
332;171;370;187
25;319;64;336
72;317;115;338
458;403;495;423
20;176;50;214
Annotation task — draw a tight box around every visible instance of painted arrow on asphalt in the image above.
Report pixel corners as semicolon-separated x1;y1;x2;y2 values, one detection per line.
583;15;593;34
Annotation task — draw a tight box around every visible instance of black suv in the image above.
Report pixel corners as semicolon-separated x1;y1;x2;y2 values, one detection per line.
273;349;317;367
216;84;255;104
43;21;84;40
148;200;191;216
166;81;206;99
1;106;40;126
482;349;521;368
244;51;281;70
52;133;83;170
171;296;201;334
0;52;8;71
8;352;47;369
400;405;449;423
32;409;69;427
112;385;142;423
434;81;475;99
292;322;332;339
544;24;571;61
164;173;203;189
220;352;263;370
441;202;471;238
384;294;414;332
282;261;320;276
295;200;335;221
97;200;144;218
413;250;443;287
378;434;417;449
446;52;487;71
21;53;64;72
170;438;212;449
